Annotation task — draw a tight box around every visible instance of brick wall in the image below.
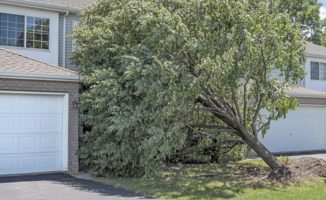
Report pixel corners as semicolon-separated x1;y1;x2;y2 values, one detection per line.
0;78;80;175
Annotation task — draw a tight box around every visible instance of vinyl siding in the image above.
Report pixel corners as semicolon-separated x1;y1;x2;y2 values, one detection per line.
58;14;64;67
58;13;80;71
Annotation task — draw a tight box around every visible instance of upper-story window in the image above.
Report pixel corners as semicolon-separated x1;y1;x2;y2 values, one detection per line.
0;13;24;47
311;61;326;80
26;17;49;49
0;13;49;50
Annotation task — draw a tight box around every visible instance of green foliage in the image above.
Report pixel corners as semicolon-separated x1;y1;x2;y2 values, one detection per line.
277;0;322;44
74;0;305;177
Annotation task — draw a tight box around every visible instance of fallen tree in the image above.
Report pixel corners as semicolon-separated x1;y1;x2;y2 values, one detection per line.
74;0;305;176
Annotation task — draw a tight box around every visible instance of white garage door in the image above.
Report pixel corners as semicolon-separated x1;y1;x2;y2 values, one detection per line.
261;106;326;153
0;93;68;175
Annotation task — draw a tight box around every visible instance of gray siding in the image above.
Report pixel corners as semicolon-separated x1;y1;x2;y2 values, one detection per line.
58;13;80;71
58;14;64;67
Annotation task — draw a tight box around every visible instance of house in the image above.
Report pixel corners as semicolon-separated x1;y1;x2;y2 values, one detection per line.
261;43;326;154
0;0;97;176
0;0;325;177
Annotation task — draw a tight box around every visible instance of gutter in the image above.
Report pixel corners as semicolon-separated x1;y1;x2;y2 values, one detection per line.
0;0;80;13
62;10;69;68
0;72;80;82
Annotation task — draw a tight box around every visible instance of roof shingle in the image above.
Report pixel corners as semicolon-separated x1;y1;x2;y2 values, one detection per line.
305;42;326;59
0;48;79;81
1;0;98;11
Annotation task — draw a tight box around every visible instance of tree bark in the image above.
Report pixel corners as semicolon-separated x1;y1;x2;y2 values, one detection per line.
241;130;283;169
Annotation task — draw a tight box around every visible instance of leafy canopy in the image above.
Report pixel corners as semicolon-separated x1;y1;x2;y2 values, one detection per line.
74;0;305;177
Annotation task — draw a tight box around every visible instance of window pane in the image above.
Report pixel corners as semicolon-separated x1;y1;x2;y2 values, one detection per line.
41;34;48;41
27;16;34;24
0;13;8;21
35;17;42;25
320;63;326;80
8;38;16;46
26;16;49;49
0;13;24;47
26;40;33;48
34;41;41;48
42;18;49;26
0;37;8;45
41;42;49;49
0;29;7;37
16;16;24;23
311;62;319;80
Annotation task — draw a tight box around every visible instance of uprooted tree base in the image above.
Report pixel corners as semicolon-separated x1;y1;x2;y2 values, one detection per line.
268;157;326;182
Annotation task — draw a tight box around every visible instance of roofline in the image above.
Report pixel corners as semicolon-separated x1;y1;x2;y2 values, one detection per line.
0;0;80;13
0;72;80;82
287;91;326;99
306;53;326;60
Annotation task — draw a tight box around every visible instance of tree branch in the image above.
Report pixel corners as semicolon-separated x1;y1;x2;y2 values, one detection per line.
232;88;243;124
243;79;249;125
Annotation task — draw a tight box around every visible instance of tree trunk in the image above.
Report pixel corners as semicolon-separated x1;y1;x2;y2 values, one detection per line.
242;130;283;169
196;94;283;170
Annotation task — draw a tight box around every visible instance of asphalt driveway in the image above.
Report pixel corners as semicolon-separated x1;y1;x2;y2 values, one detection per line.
0;173;157;200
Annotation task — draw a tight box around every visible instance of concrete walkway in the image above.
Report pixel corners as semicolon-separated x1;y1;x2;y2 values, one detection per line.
286;153;326;160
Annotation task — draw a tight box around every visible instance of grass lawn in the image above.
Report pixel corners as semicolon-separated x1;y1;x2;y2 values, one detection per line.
97;160;326;200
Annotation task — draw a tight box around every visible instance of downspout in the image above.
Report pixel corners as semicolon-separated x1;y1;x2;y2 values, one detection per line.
62;10;69;68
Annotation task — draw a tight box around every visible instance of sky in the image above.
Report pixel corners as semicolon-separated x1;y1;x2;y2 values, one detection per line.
319;0;326;19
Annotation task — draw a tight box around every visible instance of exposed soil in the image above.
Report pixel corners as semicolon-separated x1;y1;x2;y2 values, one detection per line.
268;157;326;182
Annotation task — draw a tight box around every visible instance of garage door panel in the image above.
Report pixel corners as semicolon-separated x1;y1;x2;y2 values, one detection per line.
19;116;38;129
19;136;38;152
20;155;38;171
0;153;62;175
41;116;62;131
0;136;15;151
42;96;63;114
263;135;324;152
0;93;66;175
0;115;62;134
40;153;62;170
262;106;326;152
0;95;15;112
0;116;15;130
0;157;16;173
263;127;323;139
17;96;42;113
40;135;62;151
271;113;324;128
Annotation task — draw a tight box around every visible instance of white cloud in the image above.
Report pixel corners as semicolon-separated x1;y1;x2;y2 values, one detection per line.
320;7;326;19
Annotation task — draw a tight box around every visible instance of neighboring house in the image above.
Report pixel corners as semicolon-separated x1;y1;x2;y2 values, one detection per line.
0;0;97;176
262;43;326;154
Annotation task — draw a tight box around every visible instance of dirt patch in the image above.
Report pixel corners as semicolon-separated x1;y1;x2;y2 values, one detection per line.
268;157;326;182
